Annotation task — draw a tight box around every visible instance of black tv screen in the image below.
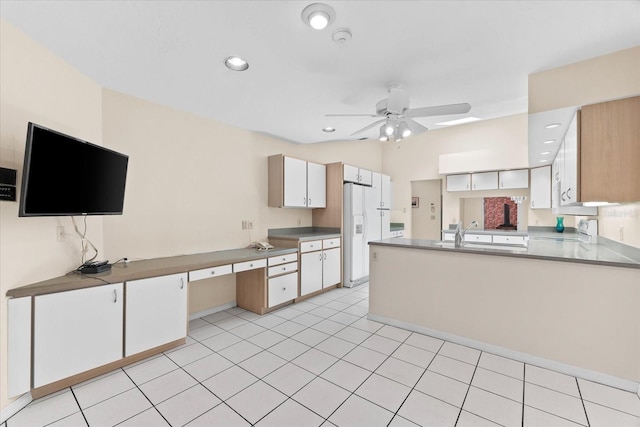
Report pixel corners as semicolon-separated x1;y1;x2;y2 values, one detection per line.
19;122;128;217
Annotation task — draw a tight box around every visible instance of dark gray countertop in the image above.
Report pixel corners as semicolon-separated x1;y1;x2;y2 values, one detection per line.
7;247;299;298
369;237;640;269
268;227;341;242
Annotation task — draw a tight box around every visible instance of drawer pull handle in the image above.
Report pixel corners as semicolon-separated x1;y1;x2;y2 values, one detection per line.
282;266;286;270
249;263;253;267
113;289;117;303
211;271;216;275
180;277;185;289
282;258;286;261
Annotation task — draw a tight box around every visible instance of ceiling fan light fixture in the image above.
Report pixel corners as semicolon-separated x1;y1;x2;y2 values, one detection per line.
322;127;335;132
398;122;412;138
302;3;335;30
379;126;389;141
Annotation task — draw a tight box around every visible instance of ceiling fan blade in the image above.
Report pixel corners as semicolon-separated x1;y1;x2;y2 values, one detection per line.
325;113;379;117
350;119;386;136
405;102;471;118
386;88;410;115
405;118;429;134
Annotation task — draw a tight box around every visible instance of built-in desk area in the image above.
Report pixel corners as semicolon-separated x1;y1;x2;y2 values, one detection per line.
6;246;298;400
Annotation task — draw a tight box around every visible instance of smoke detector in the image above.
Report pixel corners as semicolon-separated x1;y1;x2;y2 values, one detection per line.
332;28;352;44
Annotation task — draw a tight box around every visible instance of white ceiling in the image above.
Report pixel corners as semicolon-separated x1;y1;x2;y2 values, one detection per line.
1;1;639;144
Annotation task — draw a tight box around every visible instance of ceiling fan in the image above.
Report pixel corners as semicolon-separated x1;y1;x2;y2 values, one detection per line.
326;87;471;141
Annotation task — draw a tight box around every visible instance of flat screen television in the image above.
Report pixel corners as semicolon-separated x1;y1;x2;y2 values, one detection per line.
19;122;129;217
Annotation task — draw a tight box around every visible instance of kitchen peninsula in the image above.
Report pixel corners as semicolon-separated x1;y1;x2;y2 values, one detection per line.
368;237;640;393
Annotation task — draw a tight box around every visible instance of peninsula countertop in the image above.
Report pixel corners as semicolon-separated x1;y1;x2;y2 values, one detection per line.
369;237;640;269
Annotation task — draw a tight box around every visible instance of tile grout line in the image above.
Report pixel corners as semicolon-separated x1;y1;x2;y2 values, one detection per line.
453;349;480;427
576;377;591;427
118;368;173;427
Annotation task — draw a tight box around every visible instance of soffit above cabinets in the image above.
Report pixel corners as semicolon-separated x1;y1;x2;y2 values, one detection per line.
528;107;578;167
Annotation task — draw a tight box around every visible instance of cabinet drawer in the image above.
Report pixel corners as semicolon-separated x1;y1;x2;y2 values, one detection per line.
268;261;298;277
189;264;233;282
268;273;298;307
268;253;298;266
492;235;526;245
322;238;340;249
300;240;322;253
464;234;492;243
233;258;267;273
443;233;455;242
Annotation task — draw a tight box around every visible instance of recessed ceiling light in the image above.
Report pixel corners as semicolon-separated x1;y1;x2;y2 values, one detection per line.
322;127;335;132
545;123;561;129
540;159;548;163
543;139;555;144
436;117;481;126
224;56;249;71
301;3;335;30
541;151;551;155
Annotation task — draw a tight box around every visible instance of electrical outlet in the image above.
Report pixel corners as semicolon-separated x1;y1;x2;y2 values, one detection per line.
57;226;65;242
242;220;248;230
248;220;254;230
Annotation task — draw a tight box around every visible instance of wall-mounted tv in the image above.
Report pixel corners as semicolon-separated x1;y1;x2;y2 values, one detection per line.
19;122;129;217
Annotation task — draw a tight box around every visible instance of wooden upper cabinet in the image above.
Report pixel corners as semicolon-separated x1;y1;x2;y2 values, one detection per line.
580;96;640;203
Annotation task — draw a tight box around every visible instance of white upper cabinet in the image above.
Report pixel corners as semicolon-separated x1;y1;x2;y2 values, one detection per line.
530;166;551;209
283;156;308;208
268;155;326;208
447;174;471;192
380;174;392;208
371;172;392;208
344;164;372;186
471;171;498;190
499;169;529;189
561;112;579;205
306;161;326;208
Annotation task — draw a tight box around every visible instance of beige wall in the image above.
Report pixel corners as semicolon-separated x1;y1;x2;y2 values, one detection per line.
0;20;105;411
381;113;530;237
410;180;442;240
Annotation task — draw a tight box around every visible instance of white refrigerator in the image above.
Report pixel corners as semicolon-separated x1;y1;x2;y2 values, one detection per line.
343;183;385;288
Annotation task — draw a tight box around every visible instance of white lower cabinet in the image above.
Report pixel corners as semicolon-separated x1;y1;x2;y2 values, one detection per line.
464;233;493;243
125;273;188;357
8;297;31;397
301;251;324;296
301;245;341;296
34;283;123;388
268;273;298;307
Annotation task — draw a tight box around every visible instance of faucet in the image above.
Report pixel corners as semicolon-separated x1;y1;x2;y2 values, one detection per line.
455;220;478;248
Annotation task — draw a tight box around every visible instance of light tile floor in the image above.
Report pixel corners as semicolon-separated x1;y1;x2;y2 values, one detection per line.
5;284;640;427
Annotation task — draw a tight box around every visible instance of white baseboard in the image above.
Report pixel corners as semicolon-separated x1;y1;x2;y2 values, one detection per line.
189;301;237;321
368;313;640;394
0;392;32;423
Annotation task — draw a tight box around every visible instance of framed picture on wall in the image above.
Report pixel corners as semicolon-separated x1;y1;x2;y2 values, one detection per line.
411;197;419;208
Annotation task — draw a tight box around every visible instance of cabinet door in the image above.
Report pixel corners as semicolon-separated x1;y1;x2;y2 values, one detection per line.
371;172;382;207
530;166;551;209
343;164;360;183
8;297;31;397
471;172;498;190
446;174;471;192
561;112;579;205
499;169;529;189
34;283;123;388
284;156;308;207
307;161;326;208
125;273;187;357
301;251;323;296
358;168;373;186
380;210;392;240
322;248;341;288
380;174;392;208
